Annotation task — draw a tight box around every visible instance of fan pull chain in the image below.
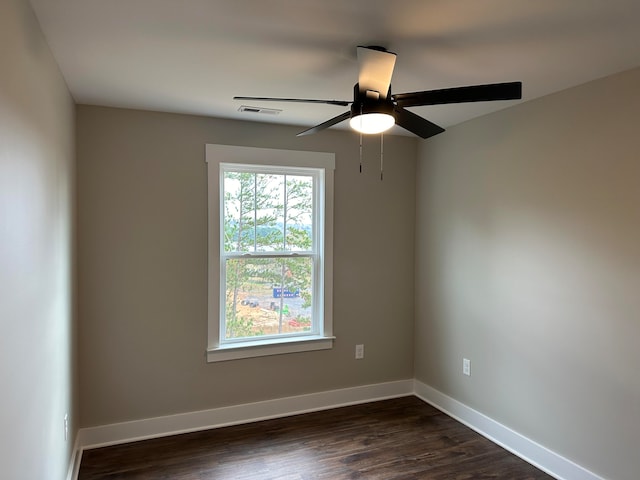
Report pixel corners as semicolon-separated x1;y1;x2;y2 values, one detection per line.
380;133;384;181
359;131;363;173
359;103;363;173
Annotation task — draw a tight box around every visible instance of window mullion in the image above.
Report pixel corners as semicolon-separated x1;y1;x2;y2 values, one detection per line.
223;252;314;260
253;173;257;252
283;174;288;251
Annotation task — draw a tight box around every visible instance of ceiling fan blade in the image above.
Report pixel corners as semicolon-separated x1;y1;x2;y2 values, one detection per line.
297;111;351;137
234;96;351;107
394;106;445;139
394;81;522;107
357;46;397;100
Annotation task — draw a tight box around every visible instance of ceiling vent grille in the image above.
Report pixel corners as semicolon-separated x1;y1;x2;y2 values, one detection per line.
238;105;282;115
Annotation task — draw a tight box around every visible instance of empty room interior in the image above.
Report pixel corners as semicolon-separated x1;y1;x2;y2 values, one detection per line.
2;1;639;479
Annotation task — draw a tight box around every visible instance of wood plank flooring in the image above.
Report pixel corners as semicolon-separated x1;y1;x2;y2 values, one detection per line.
78;396;553;479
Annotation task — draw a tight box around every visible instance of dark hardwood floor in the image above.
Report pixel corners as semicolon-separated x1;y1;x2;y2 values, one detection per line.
79;396;553;479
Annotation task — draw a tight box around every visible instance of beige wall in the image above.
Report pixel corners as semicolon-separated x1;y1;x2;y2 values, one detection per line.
76;106;417;427
0;1;76;479
415;67;640;480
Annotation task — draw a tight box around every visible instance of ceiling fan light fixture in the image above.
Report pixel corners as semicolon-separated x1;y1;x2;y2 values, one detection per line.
236;46;522;139
349;112;395;134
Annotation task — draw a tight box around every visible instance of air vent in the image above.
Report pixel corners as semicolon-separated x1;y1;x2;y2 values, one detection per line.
238;105;282;115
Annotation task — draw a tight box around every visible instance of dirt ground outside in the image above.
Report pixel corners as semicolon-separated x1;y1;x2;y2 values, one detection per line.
235;288;311;336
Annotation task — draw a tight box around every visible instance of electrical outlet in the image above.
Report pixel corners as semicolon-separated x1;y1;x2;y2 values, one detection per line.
64;413;69;441
463;358;471;376
355;344;364;359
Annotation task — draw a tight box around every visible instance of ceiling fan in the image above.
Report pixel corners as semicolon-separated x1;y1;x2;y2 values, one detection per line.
235;46;522;139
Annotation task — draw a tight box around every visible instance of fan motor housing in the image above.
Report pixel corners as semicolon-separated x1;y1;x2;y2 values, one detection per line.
351;82;395;119
350;99;395;118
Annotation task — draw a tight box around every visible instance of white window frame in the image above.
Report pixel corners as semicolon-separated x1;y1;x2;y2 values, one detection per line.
205;144;335;362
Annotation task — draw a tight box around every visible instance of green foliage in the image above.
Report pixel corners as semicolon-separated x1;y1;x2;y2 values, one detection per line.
225;314;263;338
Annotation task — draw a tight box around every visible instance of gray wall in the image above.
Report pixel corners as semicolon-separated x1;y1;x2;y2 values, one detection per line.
415;67;640;480
0;1;76;479
76;106;417;427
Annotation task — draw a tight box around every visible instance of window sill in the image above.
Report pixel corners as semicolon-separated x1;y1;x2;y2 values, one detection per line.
206;335;335;363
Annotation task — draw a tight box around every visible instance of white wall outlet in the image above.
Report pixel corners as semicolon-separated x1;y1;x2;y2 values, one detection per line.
64;413;69;441
355;344;364;359
463;358;471;376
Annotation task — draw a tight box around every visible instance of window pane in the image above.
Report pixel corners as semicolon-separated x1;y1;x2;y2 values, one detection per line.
224;256;313;340
223;171;256;253
255;174;285;252
285;175;313;252
223;170;314;254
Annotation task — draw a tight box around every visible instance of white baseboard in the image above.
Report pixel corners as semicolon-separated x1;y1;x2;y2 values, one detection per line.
78;379;414;450
413;380;605;480
66;434;82;480
71;379;601;480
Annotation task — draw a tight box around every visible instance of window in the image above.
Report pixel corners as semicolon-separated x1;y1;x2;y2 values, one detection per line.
205;144;335;362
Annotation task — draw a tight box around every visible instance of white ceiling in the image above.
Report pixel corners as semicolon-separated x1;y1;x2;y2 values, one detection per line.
29;0;640;137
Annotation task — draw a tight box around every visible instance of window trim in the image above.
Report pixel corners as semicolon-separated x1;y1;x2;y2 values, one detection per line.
205;144;335;362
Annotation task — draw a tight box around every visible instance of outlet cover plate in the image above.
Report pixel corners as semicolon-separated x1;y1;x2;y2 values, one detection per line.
463;358;471;376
